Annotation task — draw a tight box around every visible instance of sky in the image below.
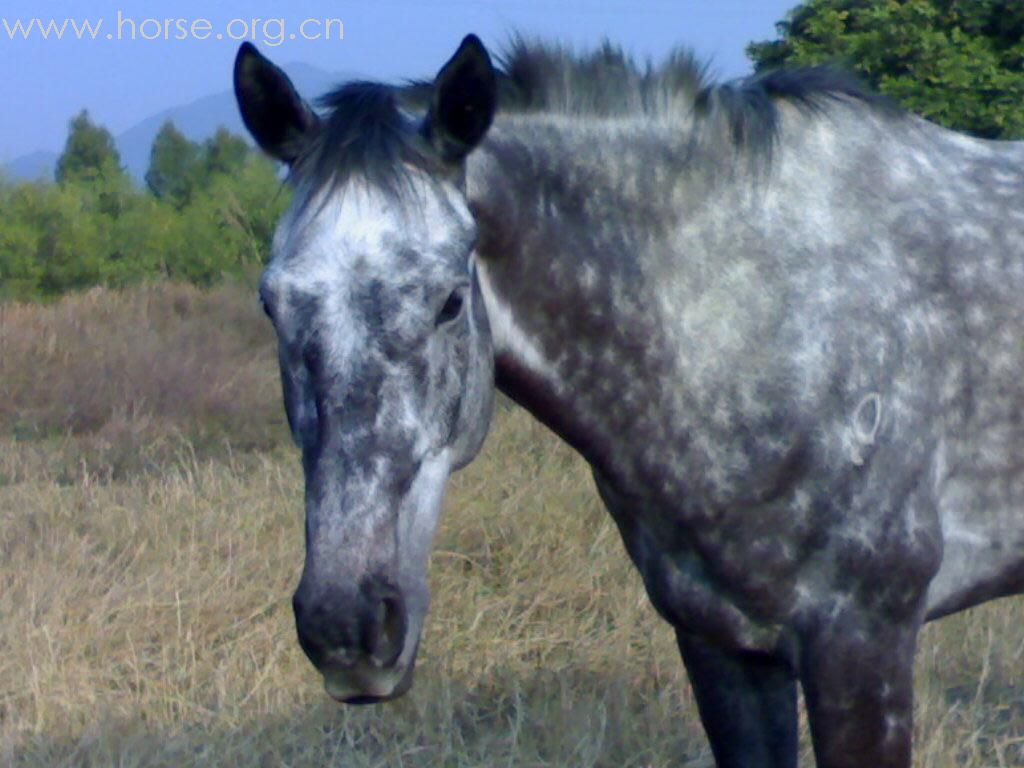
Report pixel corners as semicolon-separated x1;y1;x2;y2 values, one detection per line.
0;0;796;163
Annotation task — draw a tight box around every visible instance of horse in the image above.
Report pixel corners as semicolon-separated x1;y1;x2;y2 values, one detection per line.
232;34;1024;768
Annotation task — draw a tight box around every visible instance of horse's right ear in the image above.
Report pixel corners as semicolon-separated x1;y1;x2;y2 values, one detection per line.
234;42;319;164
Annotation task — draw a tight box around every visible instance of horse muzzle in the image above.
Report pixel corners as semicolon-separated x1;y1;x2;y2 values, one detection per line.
292;572;424;705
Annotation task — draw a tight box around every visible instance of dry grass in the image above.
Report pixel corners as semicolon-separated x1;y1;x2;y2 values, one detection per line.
0;281;285;481
0;284;1021;767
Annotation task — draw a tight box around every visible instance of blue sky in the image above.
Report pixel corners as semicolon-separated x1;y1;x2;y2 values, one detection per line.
0;1;796;163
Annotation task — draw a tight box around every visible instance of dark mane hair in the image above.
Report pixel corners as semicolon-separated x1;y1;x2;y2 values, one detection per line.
291;38;892;200
498;37;892;155
288;81;437;204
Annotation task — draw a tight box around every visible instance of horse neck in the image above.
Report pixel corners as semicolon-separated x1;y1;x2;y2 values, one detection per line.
466;116;681;482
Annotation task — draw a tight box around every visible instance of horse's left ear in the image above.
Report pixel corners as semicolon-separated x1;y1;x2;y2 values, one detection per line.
423;35;497;163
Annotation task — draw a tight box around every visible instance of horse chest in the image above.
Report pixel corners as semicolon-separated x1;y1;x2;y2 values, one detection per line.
592;468;806;654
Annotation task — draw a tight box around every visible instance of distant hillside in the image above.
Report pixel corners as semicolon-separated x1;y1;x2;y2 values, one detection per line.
5;62;352;183
5;150;59;181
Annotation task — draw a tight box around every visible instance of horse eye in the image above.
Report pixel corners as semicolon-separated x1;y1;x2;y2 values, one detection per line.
436;288;465;326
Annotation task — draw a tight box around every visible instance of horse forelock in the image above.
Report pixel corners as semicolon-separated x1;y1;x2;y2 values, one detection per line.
287;81;444;215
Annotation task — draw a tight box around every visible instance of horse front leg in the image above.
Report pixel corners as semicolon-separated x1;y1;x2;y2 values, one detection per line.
797;606;921;768
677;631;798;768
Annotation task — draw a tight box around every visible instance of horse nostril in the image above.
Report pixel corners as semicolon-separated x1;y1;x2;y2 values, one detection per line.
360;579;407;667
293;579;407;670
378;593;407;666
293;586;356;667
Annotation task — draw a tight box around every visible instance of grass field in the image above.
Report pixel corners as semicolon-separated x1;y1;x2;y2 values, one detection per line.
1;283;1021;767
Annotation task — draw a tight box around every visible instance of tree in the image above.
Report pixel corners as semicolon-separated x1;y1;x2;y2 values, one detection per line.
0;119;287;300
0;177;43;299
106;193;184;286
55;110;124;184
146;121;203;208
167;154;288;284
211;153;290;265
55;110;132;219
747;0;1024;139
203;128;251;179
7;180;111;295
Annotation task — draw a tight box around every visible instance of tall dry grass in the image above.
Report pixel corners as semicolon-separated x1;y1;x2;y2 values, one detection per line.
0;282;285;481
0;284;1021;767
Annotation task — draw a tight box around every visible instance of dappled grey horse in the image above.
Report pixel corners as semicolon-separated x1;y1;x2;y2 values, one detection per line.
233;34;1024;768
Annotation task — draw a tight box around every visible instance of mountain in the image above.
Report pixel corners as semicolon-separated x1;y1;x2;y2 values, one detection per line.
5;150;59;181
4;62;352;183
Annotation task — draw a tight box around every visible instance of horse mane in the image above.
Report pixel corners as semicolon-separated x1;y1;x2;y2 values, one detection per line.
497;37;892;155
498;38;709;117
290;37;892;202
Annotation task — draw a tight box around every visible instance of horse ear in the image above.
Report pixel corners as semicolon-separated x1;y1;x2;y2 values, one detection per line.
234;42;319;164
424;35;497;163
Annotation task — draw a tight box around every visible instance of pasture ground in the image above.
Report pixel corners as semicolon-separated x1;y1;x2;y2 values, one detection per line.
1;284;1021;767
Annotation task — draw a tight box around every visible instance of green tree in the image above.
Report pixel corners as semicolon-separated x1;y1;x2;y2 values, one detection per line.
214;153;290;265
106;193;184;286
0;177;44;299
747;0;1024;138
5;180;111;295
167;154;288;284
55;110;124;184
146;121;203;208
0;119;287;300
55;110;132;219
203;128;251;179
